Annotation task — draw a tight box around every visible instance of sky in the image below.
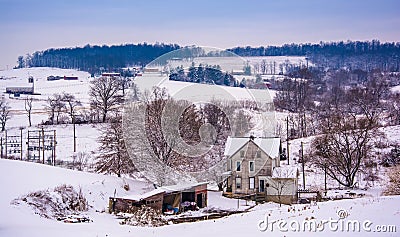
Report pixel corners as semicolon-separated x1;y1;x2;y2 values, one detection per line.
0;0;399;70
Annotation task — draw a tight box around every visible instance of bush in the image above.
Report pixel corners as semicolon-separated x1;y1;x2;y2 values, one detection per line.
11;184;88;219
381;147;400;167
383;166;400;196
120;206;167;227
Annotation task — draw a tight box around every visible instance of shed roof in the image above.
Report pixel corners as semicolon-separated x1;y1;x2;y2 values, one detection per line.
116;182;208;201
158;181;208;193
224;137;281;159
119;189;165;201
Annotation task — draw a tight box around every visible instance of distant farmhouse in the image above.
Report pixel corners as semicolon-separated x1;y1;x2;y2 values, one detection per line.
5;86;34;95
143;68;160;73
47;75;79;81
6;76;36;96
223;136;298;204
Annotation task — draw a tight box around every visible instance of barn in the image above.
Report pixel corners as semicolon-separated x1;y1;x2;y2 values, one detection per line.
102;72;121;77
109;182;208;214
6;86;34;95
63;76;79;80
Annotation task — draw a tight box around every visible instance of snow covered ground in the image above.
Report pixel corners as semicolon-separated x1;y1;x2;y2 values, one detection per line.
150;55;308;74
0;67;399;236
0;68;97;162
1;159;399;237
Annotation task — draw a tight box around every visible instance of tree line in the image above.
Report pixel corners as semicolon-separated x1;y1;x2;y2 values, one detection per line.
17;43;180;74
16;40;400;76
229;40;400;72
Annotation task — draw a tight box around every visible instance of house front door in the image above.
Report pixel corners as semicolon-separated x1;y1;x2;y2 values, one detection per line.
259;179;265;192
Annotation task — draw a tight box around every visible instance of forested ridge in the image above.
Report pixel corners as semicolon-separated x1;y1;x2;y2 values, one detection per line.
17;43;180;74
16;40;400;73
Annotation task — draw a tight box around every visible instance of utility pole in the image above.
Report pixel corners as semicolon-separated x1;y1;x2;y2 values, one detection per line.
73;115;76;153
37;130;41;161
286;117;290;165
324;164;327;196
20;128;23;160
53;130;56;166
41;127;45;164
5;130;7;159
301;141;305;189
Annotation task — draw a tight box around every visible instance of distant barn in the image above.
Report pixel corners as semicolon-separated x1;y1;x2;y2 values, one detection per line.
102;72;121;77
6;87;34;95
47;76;63;81
64;76;79;80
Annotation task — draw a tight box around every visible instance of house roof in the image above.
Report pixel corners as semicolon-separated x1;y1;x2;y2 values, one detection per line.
224;137;281;159
272;166;298;179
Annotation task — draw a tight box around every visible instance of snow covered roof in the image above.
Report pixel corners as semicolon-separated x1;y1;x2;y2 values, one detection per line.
158;182;208;193
117;182;208;201
224;136;281;159
272;166;298;179
119;189;165;201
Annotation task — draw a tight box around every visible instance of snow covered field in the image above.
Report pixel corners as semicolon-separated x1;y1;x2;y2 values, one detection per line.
150;55;308;74
0;159;398;237
0;67;399;236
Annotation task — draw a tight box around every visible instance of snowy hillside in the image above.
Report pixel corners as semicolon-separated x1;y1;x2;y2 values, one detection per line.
0;67;91;128
0;68;99;163
1;159;399;237
0;67;399;237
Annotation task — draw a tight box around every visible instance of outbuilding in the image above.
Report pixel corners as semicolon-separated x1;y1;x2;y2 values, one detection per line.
109;182;207;214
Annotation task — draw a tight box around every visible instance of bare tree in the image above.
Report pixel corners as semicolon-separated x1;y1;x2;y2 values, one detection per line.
89;76;121;123
260;59;267;75
267;167;297;207
0;99;11;131
46;94;65;124
117;76;131;96
24;97;33;127
72;152;91;171
310;111;382;188
95;116;134;177
387;92;400;125
144;87;180;166
274;78;313;113
62;93;82;123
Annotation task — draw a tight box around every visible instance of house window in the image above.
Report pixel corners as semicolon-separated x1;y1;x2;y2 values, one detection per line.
256;150;261;158
236;161;241;171
236;177;242;189
249;177;255;189
249;161;255;172
240;150;245;157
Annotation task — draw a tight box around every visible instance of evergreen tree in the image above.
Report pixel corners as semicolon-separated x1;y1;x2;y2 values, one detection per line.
95;116;134;177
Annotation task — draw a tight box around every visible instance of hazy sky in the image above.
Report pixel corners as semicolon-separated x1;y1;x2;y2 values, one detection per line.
0;0;399;70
